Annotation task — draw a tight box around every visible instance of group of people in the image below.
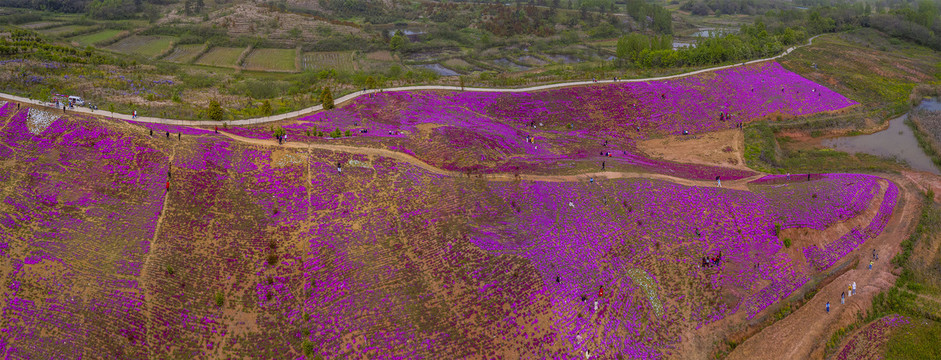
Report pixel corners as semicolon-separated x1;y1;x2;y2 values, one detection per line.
701;252;723;268
148;129;180;141
828;251;879;313
830;281;857;313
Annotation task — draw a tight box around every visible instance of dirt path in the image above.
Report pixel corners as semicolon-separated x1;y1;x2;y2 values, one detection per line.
139;146;174;360
726;175;922;360
214;130;763;189
0;36;823;127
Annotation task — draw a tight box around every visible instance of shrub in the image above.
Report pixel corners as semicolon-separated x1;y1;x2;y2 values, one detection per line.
261;100;272;116
320;87;334;109
214;291;224;307
208;99;223;121
267;253;278;265
301;340;316;357
783;237;792;248
774;223;781;237
166;265;174;275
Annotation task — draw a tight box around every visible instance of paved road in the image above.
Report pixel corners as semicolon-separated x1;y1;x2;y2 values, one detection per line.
0;35;822;127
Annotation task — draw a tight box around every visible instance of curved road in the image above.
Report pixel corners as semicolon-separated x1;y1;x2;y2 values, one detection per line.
0;35;822;127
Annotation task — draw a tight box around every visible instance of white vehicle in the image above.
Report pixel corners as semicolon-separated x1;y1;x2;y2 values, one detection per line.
67;96;85;106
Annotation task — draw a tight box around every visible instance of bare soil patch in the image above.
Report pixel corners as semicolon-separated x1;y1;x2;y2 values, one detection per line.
637;129;748;170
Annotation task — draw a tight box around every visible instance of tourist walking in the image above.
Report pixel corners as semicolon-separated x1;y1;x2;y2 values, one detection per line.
716;176;721;188
841;292;845;304
852;282;856;296
826;301;830;314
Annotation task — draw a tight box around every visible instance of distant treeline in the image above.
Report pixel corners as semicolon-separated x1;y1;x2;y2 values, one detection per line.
761;0;941;50
616;22;806;68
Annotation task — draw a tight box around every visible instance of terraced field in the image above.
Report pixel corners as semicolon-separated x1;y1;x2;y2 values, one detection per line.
105;35;176;59
243;48;297;72
195;46;246;68
301;51;356;71
161;44;205;63
37;24;96;36
69;29;123;47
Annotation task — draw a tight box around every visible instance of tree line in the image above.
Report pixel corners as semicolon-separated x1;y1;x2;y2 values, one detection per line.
616;22;806;69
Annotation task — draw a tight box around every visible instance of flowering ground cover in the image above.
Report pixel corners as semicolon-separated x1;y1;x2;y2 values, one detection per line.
748;174;880;230
834;314;910;360
0;110;895;358
221;62;852;178
0;109;169;358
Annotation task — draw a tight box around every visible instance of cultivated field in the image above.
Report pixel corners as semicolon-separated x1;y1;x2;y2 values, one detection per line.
160;44;204;63
302;51;356;71
242;48;297;72
105;35;176;59
37;24;95;36
195;46;246;68
69;29;123;47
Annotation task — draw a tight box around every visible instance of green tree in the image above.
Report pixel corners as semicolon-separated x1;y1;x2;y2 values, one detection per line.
208;99;223;121
390;30;408;52
108;103;115;117
320;87;334;110
261;100;272;116
617;33;649;62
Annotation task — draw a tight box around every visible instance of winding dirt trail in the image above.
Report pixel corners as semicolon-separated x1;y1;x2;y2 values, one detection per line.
213;129;763;189
726;174;922;360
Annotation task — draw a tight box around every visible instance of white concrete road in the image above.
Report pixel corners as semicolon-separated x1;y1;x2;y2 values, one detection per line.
0;35;821;127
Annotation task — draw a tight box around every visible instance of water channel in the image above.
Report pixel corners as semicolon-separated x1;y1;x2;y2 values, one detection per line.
822;99;941;175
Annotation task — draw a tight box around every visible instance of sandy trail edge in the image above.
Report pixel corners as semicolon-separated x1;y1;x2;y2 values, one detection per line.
726;174;922;360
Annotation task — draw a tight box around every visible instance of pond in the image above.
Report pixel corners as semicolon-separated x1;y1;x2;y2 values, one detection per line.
546;54;581;64
822;99;941;175
691;28;737;37
415;64;459;76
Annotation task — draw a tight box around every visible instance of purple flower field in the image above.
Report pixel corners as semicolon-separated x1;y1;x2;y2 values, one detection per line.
0;102;901;358
217;62;854;179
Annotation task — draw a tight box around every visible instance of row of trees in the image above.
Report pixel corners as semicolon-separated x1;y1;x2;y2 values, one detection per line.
615;22;807;69
625;0;672;34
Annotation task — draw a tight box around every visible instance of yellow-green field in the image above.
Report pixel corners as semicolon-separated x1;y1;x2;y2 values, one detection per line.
161;44;205;63
301;51;356;71
106;35;176;59
243;48;297;72
38;24;96;36
195;47;246;68
69;29;123;47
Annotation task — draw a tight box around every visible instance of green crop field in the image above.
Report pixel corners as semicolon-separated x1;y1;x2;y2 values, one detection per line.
38;25;95;36
243;48;297;72
195;47;246;68
105;35;176;59
301;51;356;71
69;30;123;47
161;44;204;63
